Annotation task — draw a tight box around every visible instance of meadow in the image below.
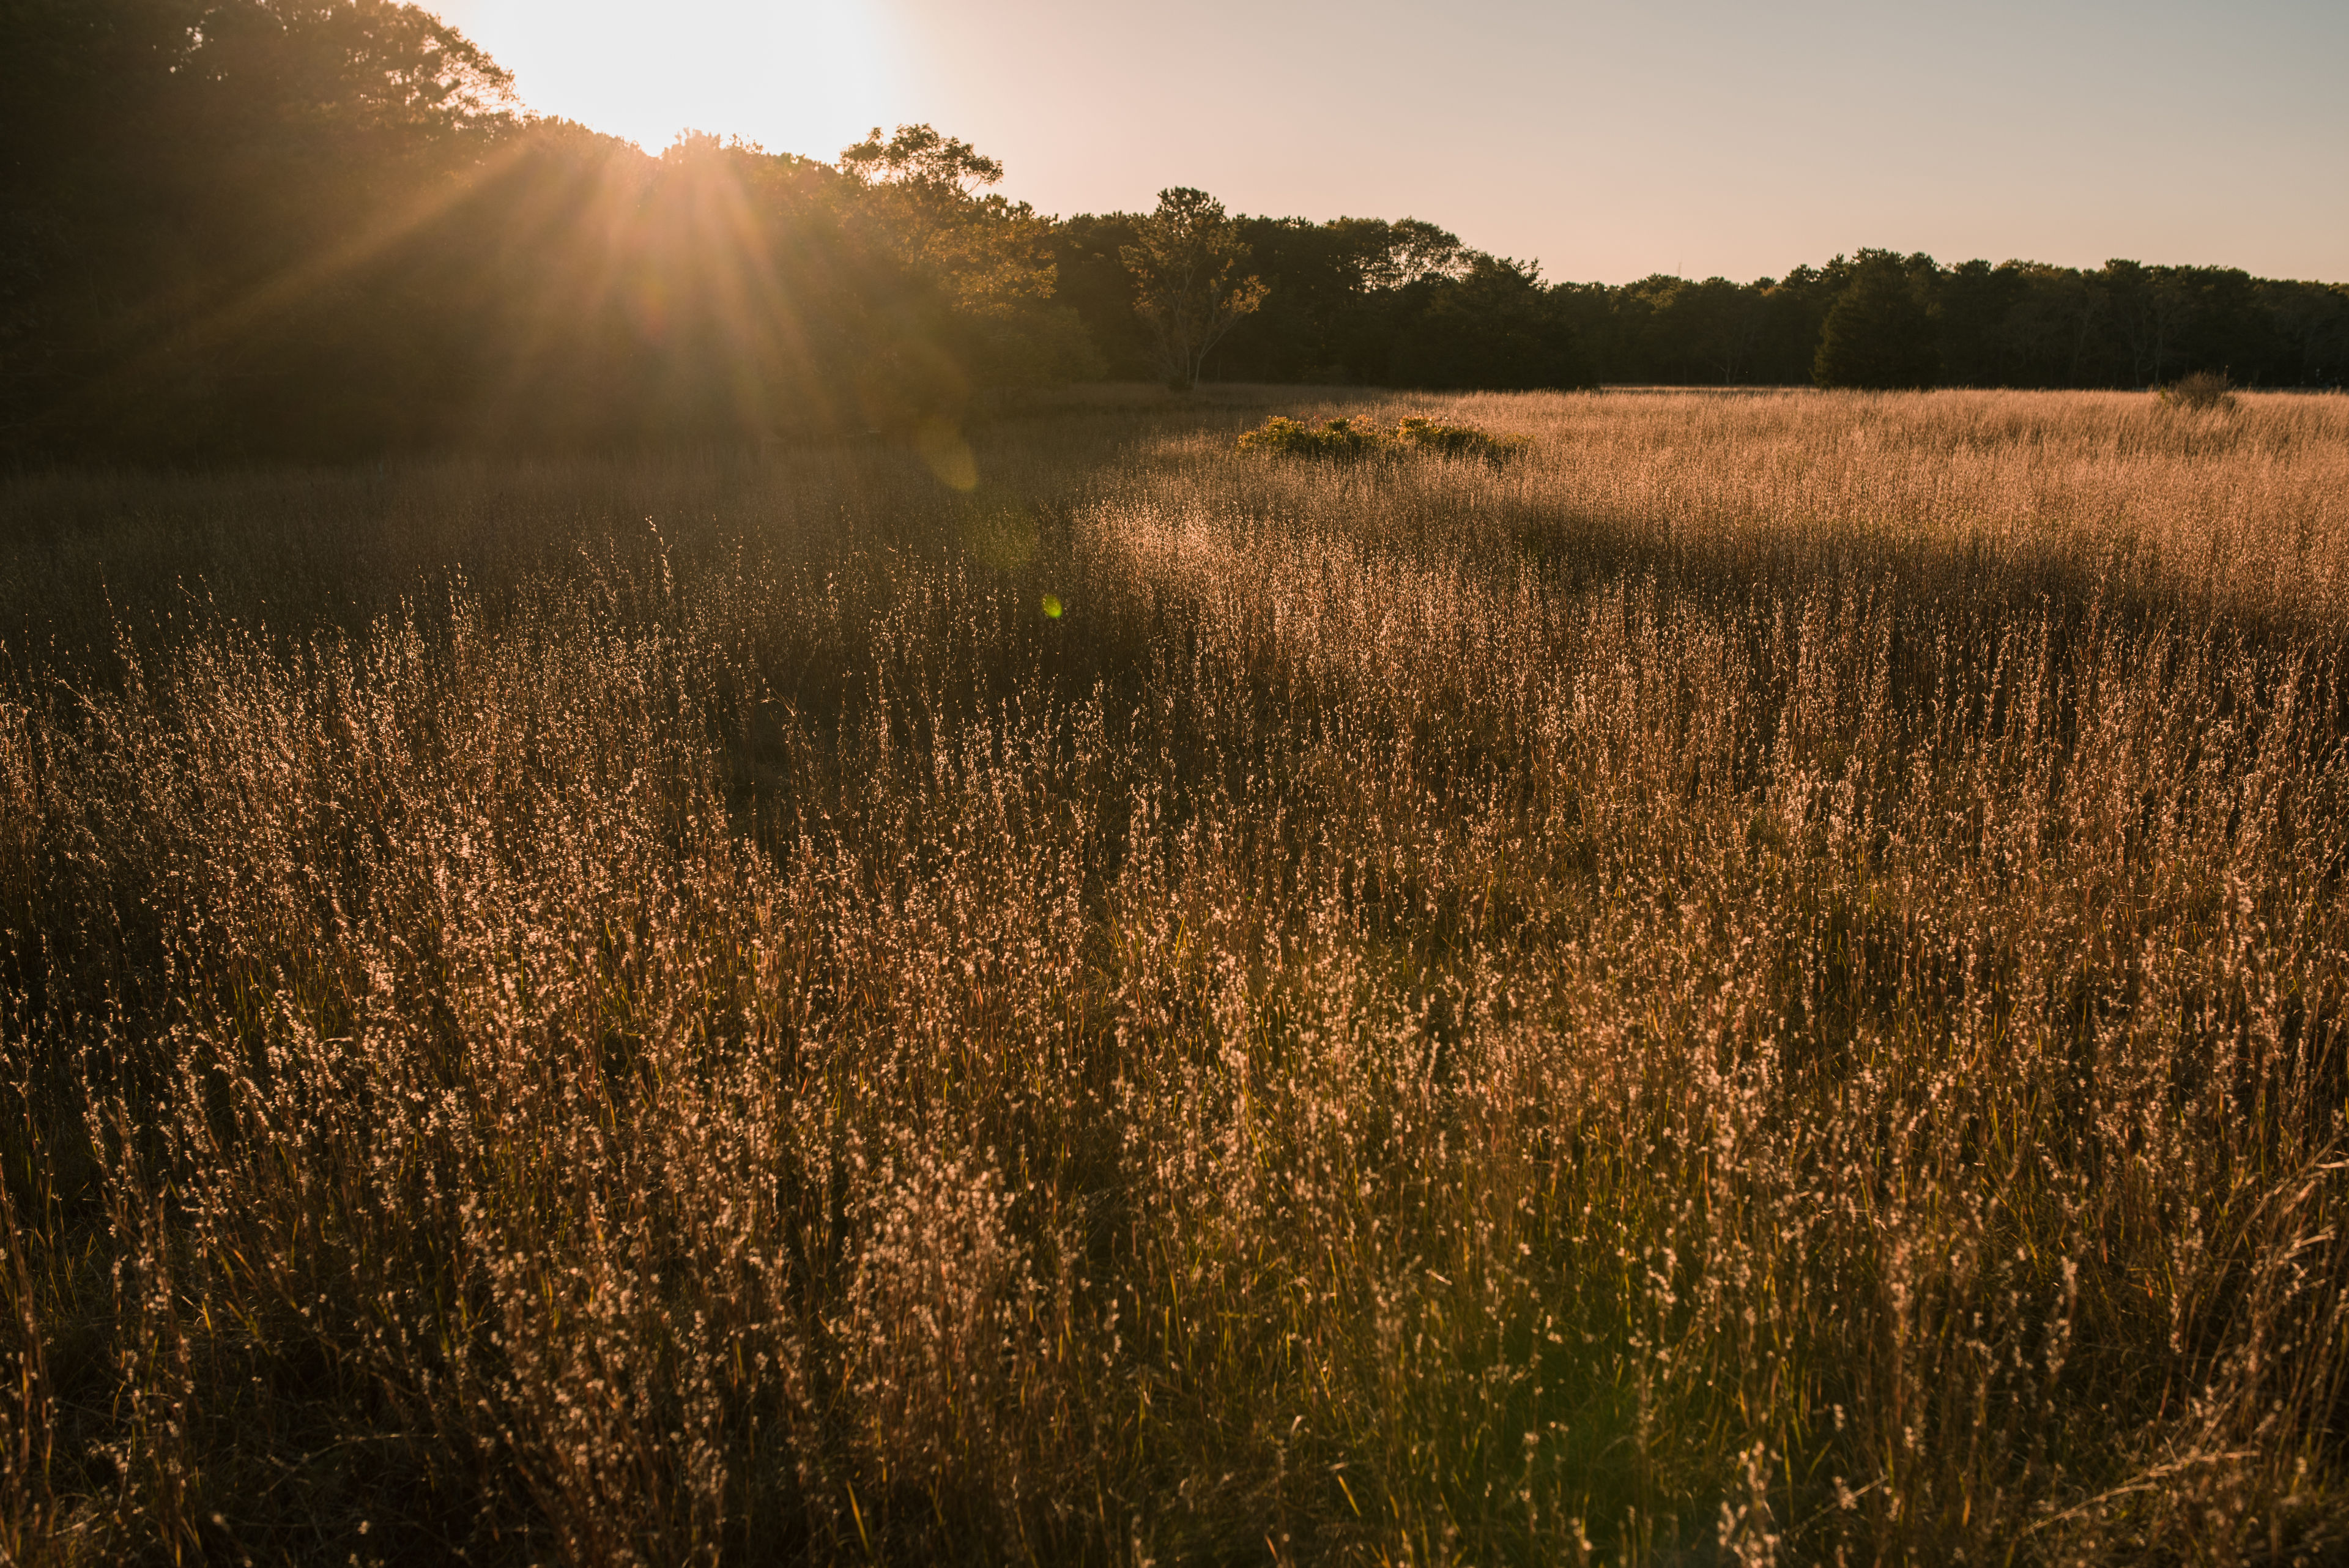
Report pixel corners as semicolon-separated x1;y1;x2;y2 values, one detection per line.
3;386;2348;1565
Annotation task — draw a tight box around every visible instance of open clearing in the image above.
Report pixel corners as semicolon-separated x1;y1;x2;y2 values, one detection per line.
5;388;2349;1564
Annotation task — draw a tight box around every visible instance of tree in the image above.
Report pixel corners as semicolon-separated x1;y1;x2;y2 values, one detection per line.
1;0;524;457
1047;212;1151;377
1121;188;1267;391
1934;258;2023;387
836;124;1057;321
1387;255;1590;390
2260;280;2349;387
1208;215;1469;382
834;123;1094;412
1813;251;1940;389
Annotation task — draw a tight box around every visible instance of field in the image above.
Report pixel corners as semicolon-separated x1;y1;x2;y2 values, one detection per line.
4;387;2349;1565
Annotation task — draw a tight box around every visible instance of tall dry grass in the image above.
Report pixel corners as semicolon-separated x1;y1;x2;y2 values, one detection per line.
3;387;2348;1564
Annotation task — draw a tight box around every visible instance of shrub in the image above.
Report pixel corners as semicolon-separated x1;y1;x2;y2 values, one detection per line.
1236;414;1387;461
1237;413;1528;464
1391;414;1529;461
2159;369;2237;411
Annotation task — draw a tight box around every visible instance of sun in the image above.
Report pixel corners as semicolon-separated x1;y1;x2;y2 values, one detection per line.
433;0;902;160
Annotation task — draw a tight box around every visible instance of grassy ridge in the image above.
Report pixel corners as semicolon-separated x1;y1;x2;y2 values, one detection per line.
4;388;2348;1564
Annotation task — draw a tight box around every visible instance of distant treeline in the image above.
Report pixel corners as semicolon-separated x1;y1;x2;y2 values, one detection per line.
1066;224;2349;395
7;1;2345;464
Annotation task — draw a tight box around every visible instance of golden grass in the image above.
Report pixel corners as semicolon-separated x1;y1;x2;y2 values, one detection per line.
2;388;2348;1564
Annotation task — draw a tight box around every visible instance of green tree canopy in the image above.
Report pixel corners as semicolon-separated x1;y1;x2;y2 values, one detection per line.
1121;188;1268;392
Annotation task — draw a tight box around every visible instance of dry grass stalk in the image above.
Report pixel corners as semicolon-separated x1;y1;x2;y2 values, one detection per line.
1;387;2346;1563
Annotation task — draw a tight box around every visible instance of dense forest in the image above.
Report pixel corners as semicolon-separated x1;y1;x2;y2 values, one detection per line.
7;0;2346;464
1203;243;2349;396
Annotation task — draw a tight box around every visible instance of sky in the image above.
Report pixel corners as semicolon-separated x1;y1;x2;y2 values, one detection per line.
431;0;2349;284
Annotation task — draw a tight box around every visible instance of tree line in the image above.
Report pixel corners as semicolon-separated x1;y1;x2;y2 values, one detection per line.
3;0;1111;461
6;1;2344;465
1076;230;2349;396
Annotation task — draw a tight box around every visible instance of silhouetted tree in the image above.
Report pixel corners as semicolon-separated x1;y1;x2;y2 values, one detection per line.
1207;215;1467;382
1389;256;1591;390
2;0;519;457
1813;252;1941;388
833;123;1096;425
0;7;1100;462
1046;213;1151;377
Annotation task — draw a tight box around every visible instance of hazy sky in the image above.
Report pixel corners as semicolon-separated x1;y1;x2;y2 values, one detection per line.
432;0;2348;284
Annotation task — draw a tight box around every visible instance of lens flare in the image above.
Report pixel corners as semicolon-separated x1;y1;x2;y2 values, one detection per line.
916;417;979;491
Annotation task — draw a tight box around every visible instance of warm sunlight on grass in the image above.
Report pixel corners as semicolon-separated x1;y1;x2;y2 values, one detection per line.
4;388;2349;1564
